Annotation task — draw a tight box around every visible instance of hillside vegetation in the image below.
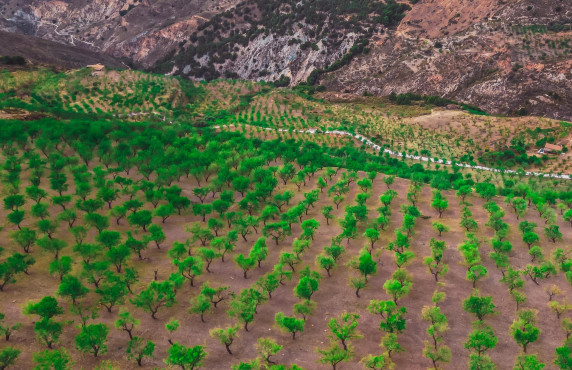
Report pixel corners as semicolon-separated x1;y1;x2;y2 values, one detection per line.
0;67;572;369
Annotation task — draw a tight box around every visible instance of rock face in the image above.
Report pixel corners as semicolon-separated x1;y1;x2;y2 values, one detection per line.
0;0;239;67
1;0;571;119
323;0;572;119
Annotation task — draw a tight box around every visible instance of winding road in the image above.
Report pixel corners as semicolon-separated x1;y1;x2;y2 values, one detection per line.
218;124;571;180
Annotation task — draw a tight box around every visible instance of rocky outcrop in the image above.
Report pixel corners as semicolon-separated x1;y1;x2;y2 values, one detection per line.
0;0;239;67
322;0;572;120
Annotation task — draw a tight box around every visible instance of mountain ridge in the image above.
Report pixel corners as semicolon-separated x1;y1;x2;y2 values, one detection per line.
1;0;571;119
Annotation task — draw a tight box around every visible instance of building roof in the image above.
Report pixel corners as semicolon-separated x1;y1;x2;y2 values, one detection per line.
87;63;105;71
544;143;563;151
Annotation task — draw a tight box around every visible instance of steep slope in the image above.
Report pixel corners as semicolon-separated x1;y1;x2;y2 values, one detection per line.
0;31;124;68
0;0;239;68
322;0;572;119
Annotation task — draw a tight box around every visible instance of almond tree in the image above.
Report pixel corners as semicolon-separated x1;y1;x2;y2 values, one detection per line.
328;312;363;351
165;319;180;344
164;343;207;370
464;321;497;356
75;323;109;357
114;311;139;340
0;312;21;341
256;337;282;365
510;309;540;353
130;280;178;319
209;325;239;355
0;347;20;370
462;291;498;321
126;337;155;367
189;294;212;323
275;313;305;340
317;341;352;370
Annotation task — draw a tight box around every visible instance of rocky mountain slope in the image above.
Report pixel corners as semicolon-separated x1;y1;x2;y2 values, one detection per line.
0;31;124;68
1;0;571;119
323;0;572;119
0;0;240;68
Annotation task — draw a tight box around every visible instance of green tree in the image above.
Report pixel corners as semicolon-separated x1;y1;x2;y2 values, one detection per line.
234;254;256;279
317;340;352;370
545;224;562;243
227;292;256;331
510;309;540;353
384;176;395;189
164;343;207;370
383;269;412;304
322;206;334;225
431;191;448;217
301;219;320;240
11;228;37;254
189;294;212;323
328;312;363;350
256;337;282;365
513;354;545;370
554;338;572;369
128;210;153;232
294;267;321;301
421;305;449;349
368;300;407;333
0;312;20;341
475;183;496;201
275;312;305;340
209;324;239;354
126;337;155;367
317;254;337;277
96;274;128;313
462;291;498;320
464;321;498;356
467;265;488;288
75;323;108;357
114;311;139;340
432;222;449;237
364;228;380;251
165;319;180;344
37;237;67;261
57;275;89;305
469;353;496;370
7;210;24;230
293;299;317;321
0;347;20;370
263;222;291;245
106;244;131;273
154;203;175;223
256;273;280;299
49;256;72;281
175;256;204;287
130;280;178;319
32;348;73;370
423;342;451;370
